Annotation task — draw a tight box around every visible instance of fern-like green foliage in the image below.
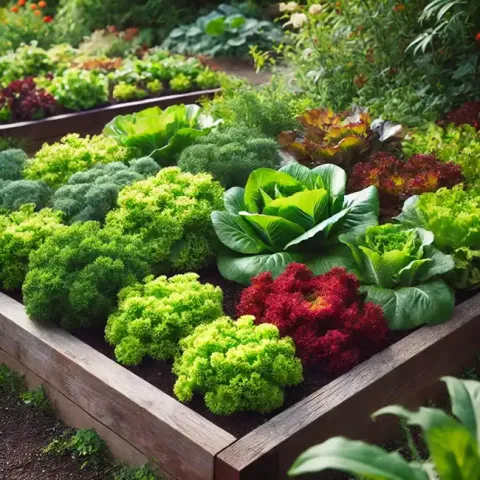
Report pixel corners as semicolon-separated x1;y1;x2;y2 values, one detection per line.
51;158;160;224
173;315;303;415
23;221;151;330
0;204;64;291
105;167;224;273
178;127;279;188
25;134;135;189
0;179;52;211
0;149;28;181
106;273;224;365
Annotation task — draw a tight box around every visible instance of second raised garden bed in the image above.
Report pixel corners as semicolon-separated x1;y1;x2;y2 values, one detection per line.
1;289;480;480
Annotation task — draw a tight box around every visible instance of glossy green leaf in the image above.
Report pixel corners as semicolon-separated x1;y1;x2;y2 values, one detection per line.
338;185;379;236
279;162;324;190
224;187;246;215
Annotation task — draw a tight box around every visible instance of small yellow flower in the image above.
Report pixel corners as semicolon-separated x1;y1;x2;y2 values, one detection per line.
285;12;308;28
279;2;299;12
308;4;322;15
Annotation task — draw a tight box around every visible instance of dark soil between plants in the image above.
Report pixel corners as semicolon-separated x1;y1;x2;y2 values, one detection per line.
0;390;112;479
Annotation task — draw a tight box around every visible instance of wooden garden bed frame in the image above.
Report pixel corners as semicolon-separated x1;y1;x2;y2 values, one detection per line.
1;290;480;479
0;88;220;153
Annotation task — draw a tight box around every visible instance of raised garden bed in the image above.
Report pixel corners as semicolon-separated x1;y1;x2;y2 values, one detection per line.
0;89;220;154
2;287;480;479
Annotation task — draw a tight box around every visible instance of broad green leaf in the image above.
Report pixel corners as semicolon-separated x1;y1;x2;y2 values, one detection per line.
395;195;423;228
338;186;379;236
443;376;480;445
205;16;226;36
398;249;454;286
363;279;455;329
312;163;347;212
358;247;405;288
307;244;357;276
224;187;246;215
284;207;351;251
374;405;480;480
217;250;307;285
240;212;305;250
289;437;428;480
279;162;324;190
211;211;270;254
263;189;329;229
244;169;302;213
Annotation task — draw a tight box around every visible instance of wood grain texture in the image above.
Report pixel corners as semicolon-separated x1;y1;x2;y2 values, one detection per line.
0;89;220;153
0;293;235;480
216;292;480;480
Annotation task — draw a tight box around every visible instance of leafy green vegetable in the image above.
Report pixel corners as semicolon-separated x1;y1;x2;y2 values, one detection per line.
290;376;480;480
0;149;28;181
106;273;224;365
112;82;148;102
339;224;455;329
103;104;216;165
173;315;303;415
0;180;52;212
0;205;64;291
212;163;378;284
397;186;480;290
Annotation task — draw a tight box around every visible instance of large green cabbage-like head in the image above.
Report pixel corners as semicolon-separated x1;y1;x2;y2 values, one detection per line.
340;224;455;329
103;104;216;166
212;163;379;284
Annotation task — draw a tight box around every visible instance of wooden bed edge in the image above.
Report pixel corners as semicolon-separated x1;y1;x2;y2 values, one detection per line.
0;293;235;480
215;292;480;479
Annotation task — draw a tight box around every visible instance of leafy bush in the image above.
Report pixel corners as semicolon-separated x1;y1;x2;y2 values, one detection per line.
161;3;284;58
0;204;63;291
113;464;158;480
290;376;480;480
0;137;28;153
195;68;221;90
178;127;279;188
106;273;224;365
51;158;160;224
46;69;109;111
0;179;52;211
340;224;455;329
25;134;135;188
403;123;480;185
212;163;378;284
169;73;193;93
237;264;388;374
0;149;28;180
23;221;151;330
173;315;303;415
78;28;143;58
112;82;148;102
0;77;57;123
349;152;463;219
397;185;480;290
103;104;216;165
106;167;224;273
443;101;480;130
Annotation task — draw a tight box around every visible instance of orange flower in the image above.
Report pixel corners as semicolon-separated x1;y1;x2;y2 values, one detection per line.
33;8;41;16
43;15;53;22
30;3;37;9
17;0;26;6
38;0;47;6
10;6;19;12
393;3;405;12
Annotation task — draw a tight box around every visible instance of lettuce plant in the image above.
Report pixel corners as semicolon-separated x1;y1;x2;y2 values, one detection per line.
105;273;224;366
397;185;480;290
23;221;151;330
403;123;480;185
212;163;378;284
103;104;216;165
106;167;224;273
51;158;160;224
0;204;64;291
340;224;455;329
443;101;480;130
25;134;135;188
173;315;303;415
290;376;480;480
237;264;388;374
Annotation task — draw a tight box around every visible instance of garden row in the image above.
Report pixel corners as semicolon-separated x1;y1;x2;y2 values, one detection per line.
1;79;480;477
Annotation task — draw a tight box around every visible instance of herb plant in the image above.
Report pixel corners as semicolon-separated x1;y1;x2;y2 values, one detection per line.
212;163;378;284
0;179;52;212
106;167;224;273
173;315;303;415
106;273;223;366
0;149;28;180
23;221;151;330
340;224;455;329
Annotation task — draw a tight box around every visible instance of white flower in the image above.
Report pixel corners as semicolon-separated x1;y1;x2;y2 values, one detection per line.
279;2;299;12
286;12;308;28
308;4;322;15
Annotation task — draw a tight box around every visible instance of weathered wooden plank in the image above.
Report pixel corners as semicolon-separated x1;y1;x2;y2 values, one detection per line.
0;293;235;480
216;292;480;480
0;89;220;153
